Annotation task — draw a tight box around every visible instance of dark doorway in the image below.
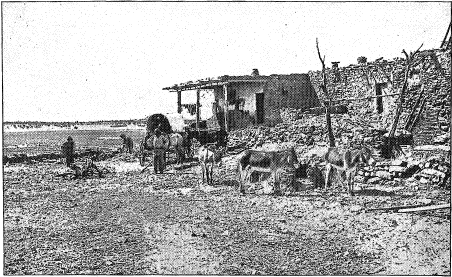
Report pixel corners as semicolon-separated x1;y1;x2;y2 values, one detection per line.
256;93;264;124
375;83;384;114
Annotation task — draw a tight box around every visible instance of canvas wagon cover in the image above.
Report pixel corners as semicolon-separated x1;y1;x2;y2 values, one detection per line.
146;114;173;134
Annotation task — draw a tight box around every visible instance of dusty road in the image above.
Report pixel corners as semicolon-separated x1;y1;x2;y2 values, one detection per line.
3;156;450;275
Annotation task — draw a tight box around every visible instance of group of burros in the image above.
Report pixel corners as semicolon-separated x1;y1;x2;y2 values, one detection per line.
197;144;376;196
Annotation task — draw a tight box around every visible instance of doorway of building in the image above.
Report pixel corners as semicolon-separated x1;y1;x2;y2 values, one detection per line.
375;83;384;114
256;93;264;124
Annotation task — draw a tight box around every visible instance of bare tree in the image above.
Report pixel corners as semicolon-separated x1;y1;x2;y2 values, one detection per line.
316;38;335;147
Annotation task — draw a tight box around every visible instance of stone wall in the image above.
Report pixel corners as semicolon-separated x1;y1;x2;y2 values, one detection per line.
308;47;451;145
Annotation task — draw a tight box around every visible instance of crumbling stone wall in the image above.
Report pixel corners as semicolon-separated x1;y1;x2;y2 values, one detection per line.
308;48;451;145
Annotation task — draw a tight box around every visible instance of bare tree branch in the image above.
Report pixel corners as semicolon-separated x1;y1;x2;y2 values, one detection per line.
413;43;424;57
316;38;326;68
402;49;409;61
315;38;335;147
402;43;424;65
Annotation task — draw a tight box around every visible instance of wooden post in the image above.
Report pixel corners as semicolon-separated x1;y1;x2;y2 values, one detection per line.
316;38;335;147
388;44;423;138
196;89;200;130
223;84;229;132
177;90;182;113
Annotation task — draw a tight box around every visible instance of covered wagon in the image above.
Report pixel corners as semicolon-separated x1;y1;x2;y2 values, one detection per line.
139;113;192;166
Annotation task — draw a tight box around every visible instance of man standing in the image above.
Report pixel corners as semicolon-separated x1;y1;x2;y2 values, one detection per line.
152;128;168;174
119;134;134;153
61;136;75;167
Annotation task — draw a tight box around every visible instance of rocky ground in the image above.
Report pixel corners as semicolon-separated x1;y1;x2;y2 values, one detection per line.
3;153;450;275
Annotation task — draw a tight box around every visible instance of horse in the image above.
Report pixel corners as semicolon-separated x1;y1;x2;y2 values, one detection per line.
324;146;376;195
165;133;185;164
141;132;185;167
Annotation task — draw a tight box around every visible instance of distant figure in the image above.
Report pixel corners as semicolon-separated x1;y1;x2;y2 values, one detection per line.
119;134;134;153
153;128;169;174
61;136;75;167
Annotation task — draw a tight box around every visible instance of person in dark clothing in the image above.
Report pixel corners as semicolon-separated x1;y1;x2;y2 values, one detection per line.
61;136;75;167
120;134;134;153
152;128;169;174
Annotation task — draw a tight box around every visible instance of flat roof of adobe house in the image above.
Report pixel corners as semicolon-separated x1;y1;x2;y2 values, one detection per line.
162;73;308;92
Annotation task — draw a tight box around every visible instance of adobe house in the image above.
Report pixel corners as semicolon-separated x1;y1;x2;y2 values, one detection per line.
163;69;320;131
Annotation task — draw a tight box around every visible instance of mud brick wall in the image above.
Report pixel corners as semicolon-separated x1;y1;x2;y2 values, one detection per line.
212;74;321;130
264;74;320;126
308;48;451;145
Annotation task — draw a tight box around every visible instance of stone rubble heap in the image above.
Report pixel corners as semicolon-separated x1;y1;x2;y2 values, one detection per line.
227;109;450;191
357;155;451;189
227;113;387;150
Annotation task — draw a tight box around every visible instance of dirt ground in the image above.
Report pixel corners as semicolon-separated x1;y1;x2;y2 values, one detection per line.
3;154;450;275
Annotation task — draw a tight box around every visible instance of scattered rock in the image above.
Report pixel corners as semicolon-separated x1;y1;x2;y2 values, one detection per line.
367;177;381;184
375;171;392;180
349;205;363;212
391;160;408;167
388;166;406;173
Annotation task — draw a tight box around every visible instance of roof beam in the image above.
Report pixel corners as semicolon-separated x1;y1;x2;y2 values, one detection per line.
163;79;268;92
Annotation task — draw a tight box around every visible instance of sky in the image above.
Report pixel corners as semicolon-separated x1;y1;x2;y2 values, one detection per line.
2;2;450;122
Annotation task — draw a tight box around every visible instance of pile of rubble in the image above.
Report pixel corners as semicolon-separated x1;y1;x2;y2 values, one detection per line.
227;113;386;150
227;110;450;191
356;156;450;189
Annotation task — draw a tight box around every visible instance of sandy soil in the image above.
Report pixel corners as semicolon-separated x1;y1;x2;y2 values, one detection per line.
3;155;450;275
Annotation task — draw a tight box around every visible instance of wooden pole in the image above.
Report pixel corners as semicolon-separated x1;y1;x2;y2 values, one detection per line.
388;63;410;138
177;90;182;113
196;89;200;131
366;203;432;212
388;44;423;138
223;84;229;132
325;106;335;147
408;97;427;133
398;203;450;213
440;22;451;48
404;86;424;130
322;93;401;105
316;38;335;147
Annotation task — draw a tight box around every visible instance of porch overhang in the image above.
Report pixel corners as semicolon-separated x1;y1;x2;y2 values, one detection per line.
163;78;269;92
163;75;270;132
